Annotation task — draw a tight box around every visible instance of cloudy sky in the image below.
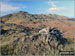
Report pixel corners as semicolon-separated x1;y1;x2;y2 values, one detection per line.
0;0;74;18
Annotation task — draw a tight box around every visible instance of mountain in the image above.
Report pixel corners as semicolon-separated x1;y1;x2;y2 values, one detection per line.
0;11;75;38
0;11;70;22
0;11;75;55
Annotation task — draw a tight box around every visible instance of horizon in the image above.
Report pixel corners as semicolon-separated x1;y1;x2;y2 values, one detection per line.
0;11;72;18
0;0;74;18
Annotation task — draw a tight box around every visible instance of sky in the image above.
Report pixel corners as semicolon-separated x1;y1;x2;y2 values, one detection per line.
0;0;74;18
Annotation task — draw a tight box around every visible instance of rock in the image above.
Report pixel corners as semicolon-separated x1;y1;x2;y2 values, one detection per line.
1;29;8;35
38;27;69;49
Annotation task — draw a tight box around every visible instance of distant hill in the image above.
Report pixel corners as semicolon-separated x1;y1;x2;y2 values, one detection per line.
0;11;75;38
0;11;71;22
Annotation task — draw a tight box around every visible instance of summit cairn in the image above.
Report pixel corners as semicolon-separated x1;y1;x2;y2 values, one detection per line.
39;27;68;49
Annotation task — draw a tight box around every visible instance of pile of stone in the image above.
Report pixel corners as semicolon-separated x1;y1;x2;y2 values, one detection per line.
39;27;68;49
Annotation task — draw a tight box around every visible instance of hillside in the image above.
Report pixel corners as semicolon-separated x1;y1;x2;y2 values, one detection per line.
0;11;75;55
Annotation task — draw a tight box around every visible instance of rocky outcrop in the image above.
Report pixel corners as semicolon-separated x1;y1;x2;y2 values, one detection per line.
32;27;69;50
